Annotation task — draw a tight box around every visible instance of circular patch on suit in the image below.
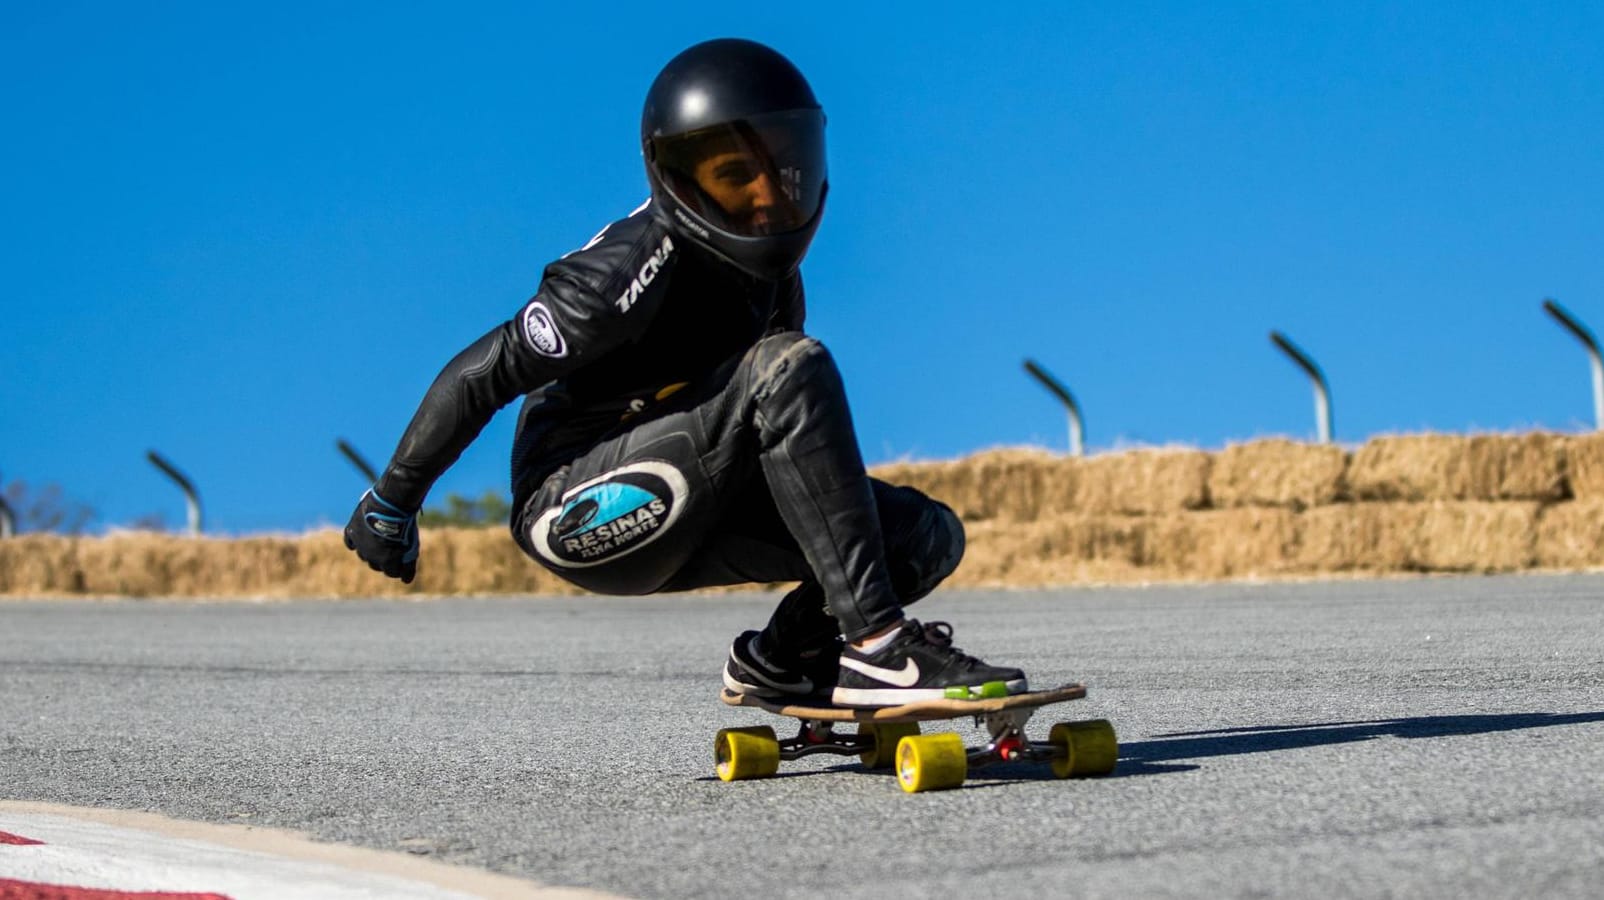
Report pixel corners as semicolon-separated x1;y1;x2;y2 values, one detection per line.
532;460;689;568
521;301;568;358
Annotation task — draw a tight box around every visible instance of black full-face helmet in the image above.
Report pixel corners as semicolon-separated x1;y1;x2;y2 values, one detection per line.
642;38;827;281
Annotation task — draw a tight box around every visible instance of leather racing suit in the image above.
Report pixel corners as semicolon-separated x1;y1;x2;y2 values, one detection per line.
370;200;964;647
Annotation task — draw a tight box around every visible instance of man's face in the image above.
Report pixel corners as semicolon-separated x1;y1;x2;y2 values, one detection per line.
692;150;780;233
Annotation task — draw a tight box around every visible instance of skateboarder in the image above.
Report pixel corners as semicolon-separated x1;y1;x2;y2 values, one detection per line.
344;38;1027;707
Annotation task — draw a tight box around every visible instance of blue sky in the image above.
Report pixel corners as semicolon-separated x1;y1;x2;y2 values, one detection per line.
3;2;1602;534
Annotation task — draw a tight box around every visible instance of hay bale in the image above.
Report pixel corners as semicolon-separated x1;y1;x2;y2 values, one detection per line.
173;536;301;596
1073;448;1211;514
1142;507;1300;578
1414;501;1539;571
1566;434;1604;500
955;507;1299;586
287;528;414;597
431;527;578;594
74;534;172;596
1348;434;1567;502
867;459;963;511
872;448;1075;522
1534;500;1604;568
951;515;1152;587
1348;435;1462;501
1208;439;1347;509
0;535;84;594
1294;504;1410;572
64;533;278;597
1497;433;1569;500
1298;501;1536;573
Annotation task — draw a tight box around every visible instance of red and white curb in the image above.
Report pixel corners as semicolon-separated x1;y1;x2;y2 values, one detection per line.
0;803;617;900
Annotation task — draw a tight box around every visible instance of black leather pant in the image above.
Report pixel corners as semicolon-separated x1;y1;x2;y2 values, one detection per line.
513;332;964;645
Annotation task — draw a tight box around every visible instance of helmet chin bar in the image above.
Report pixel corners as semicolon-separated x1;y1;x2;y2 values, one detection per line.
653;183;825;281
671;206;712;240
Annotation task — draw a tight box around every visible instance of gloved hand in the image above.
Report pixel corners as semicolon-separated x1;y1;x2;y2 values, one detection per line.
344;489;420;583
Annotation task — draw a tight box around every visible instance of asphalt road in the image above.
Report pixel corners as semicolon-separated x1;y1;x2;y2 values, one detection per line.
4;574;1604;898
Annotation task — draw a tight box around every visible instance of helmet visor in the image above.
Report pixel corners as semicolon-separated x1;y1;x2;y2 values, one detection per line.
650;109;826;237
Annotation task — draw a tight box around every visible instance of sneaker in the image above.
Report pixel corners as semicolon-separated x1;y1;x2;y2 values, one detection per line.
721;630;840;699
832;620;1028;707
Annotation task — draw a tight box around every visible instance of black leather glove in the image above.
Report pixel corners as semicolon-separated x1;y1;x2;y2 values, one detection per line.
344;489;420;583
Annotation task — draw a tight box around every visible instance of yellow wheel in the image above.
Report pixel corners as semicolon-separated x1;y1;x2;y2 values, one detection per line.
895;733;967;793
714;726;780;782
1049;719;1118;778
858;721;921;769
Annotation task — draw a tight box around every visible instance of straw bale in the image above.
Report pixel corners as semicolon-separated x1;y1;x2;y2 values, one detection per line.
955;507;1299;585
287;528;416;596
951;515;1152;587
430;527;580;594
1072;448;1211;515
1141;508;1300;578
1298;501;1535;573
1413;502;1539;571
871;448;1076;522
865;459;958;508
73;534;172;596
0;535;84;594
286;527;581;596
1565;434;1604;500
1347;435;1459;501
59;534;260;597
1207;439;1347;510
1293;504;1410;572
1496;433;1569;500
1534;499;1604;568
1349;434;1566;502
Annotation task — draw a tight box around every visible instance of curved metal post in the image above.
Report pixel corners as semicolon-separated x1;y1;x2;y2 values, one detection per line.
336;438;379;483
1022;359;1084;456
1542;299;1604;431
0;492;14;538
1269;331;1334;444
146;450;203;536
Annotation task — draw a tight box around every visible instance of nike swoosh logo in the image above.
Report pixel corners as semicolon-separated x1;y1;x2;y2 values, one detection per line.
839;656;921;687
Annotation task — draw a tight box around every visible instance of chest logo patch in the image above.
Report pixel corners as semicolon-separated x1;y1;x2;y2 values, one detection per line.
521;302;568;358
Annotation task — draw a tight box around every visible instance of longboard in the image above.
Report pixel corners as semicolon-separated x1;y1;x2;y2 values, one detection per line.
720;683;1088;721
714;684;1117;792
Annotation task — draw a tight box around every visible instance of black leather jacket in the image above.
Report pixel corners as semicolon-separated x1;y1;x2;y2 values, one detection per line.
374;199;804;513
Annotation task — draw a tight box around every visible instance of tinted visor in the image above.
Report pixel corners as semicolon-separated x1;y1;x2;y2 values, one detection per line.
650;109;826;237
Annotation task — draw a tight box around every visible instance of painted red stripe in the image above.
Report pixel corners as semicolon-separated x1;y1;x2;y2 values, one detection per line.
0;880;231;900
0;831;44;846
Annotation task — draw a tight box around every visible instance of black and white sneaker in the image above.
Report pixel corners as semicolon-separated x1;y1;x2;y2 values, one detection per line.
721;630;840;699
832;620;1028;707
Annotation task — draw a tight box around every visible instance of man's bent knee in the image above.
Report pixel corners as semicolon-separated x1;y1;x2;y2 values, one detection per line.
880;486;966;603
750;332;836;401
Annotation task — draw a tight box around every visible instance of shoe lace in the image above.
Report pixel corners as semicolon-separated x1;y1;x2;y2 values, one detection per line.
916;620;986;668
